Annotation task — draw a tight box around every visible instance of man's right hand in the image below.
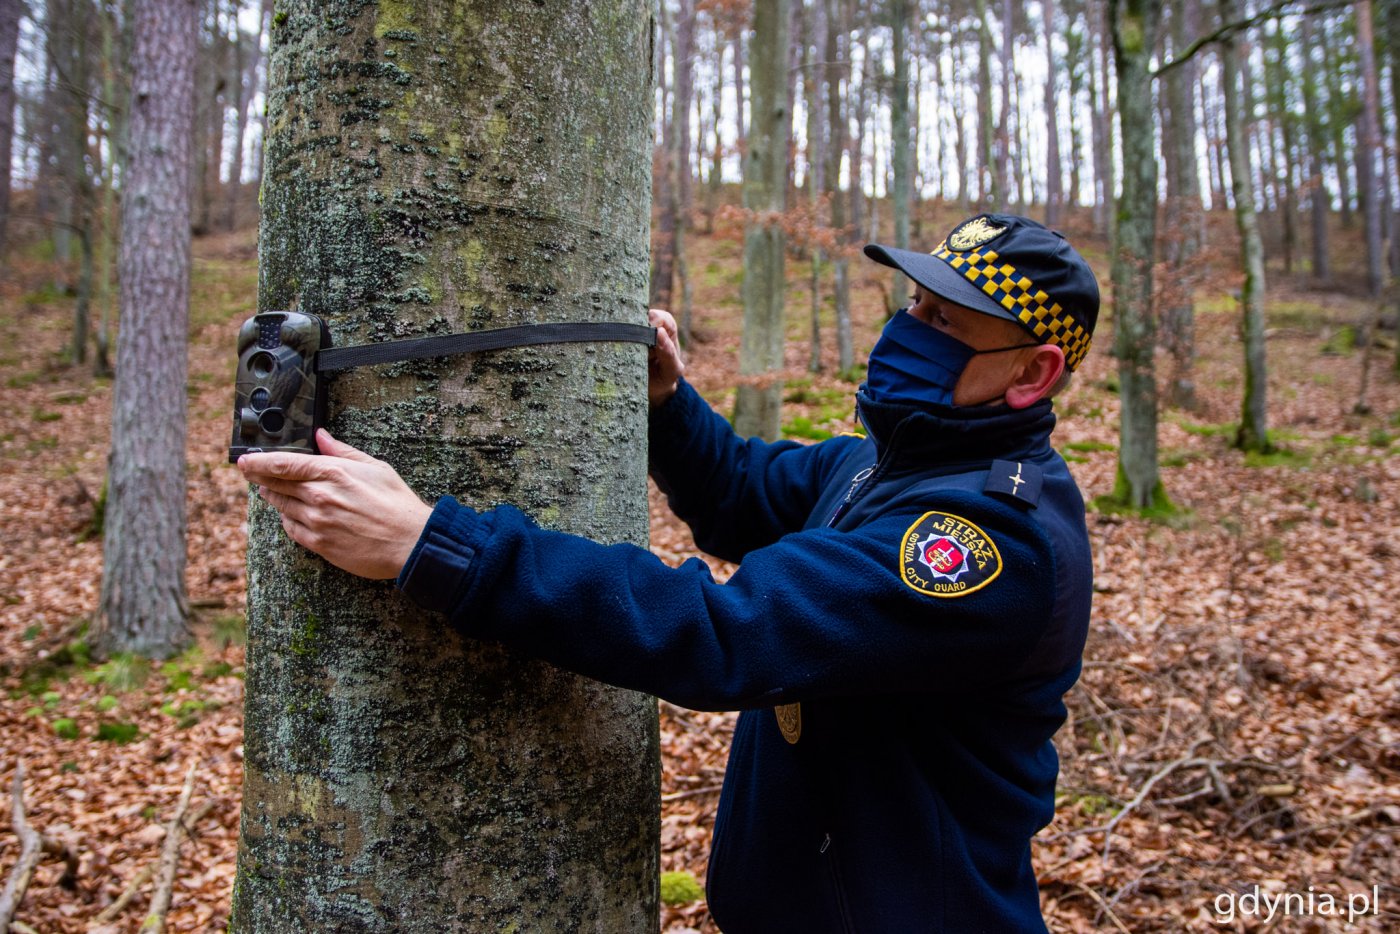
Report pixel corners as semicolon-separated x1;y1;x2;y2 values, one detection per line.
648;308;684;409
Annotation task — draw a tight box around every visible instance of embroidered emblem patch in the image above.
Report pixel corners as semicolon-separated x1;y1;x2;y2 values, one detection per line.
946;216;1006;251
899;511;1003;597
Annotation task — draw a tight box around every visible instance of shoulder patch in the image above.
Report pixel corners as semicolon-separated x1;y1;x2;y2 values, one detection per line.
899;511;1003;598
985;459;1043;507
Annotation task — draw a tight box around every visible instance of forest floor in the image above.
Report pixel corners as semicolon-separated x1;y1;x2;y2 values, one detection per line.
0;209;1397;932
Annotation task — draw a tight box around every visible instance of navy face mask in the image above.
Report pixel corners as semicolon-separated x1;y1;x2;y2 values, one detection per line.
865;308;1037;408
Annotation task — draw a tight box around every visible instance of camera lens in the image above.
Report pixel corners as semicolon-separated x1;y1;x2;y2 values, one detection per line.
249;351;276;378
259;408;286;434
249;387;270;411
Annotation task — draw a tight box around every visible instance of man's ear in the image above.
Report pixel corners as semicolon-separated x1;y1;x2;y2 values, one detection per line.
1004;345;1065;410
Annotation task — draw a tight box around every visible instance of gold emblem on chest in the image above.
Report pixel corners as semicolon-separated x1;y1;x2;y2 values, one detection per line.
774;702;802;744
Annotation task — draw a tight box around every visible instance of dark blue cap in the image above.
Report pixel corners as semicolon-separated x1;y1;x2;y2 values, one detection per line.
865;213;1100;370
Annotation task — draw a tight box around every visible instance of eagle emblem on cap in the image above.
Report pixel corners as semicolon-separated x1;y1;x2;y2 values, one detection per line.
946;216;1006;251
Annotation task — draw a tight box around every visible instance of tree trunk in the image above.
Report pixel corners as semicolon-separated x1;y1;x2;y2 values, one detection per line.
1161;0;1200;409
975;0;995;205
1319;27;1353;227
224;5;265;232
1220;0;1269;454
805;0;825;373
1092;0;1116;233
1109;0;1165;509
733;0;790;441
1043;0;1063;227
1354;0;1384;298
671;0;696;344
825;0;853;375
951;29;970;211
651;0;674;309
95;0;196;659
1298;14;1330;281
888;0;910;309
229;2;657;929
1064;0;1085;212
1388;0;1400;372
0;0;22;259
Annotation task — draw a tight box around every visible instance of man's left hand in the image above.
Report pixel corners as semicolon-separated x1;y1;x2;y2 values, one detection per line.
237;429;433;580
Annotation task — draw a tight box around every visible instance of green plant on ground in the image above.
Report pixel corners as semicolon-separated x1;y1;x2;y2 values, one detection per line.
87;653;152;692
95;721;140;743
52;717;79;739
660;870;704;906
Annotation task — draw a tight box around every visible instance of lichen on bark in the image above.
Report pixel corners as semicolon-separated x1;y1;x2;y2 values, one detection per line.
231;2;658;930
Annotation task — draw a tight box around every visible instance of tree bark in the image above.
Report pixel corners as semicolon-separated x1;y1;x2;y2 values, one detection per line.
975;0;995;206
229;2;658;930
672;0;695;344
805;0;825;373
1109;0;1165;509
1299;14;1330;281
1092;0;1116;233
1354;0;1384;298
1220;0;1269;454
1161;0;1200;409
825;0;853;374
733;0;790;441
0;0;22;259
888;0;911;310
1043;0;1064;227
95;0;196;659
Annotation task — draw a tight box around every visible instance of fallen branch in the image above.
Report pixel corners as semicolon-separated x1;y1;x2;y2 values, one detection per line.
140;762;202;934
89;863;156;928
1;761;79;934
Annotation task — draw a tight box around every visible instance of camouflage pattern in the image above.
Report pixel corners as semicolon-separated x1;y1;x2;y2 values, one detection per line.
228;311;330;462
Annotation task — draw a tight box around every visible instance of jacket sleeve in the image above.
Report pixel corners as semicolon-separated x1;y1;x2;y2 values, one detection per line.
648;378;862;561
397;492;1060;711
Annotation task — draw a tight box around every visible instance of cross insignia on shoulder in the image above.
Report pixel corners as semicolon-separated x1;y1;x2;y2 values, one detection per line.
985;459;1043;507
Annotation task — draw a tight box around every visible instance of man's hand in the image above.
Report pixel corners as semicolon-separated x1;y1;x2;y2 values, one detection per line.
237;429;433;580
648;308;684;409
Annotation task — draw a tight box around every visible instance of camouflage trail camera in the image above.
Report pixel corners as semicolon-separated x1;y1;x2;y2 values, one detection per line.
228;311;330;462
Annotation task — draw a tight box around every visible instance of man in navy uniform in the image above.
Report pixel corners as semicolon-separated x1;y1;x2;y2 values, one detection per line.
240;213;1099;932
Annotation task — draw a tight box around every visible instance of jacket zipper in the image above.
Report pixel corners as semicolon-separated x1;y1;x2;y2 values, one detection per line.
820;832;858;934
827;421;909;528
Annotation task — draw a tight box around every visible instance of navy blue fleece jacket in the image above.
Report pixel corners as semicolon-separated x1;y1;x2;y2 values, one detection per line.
397;377;1092;933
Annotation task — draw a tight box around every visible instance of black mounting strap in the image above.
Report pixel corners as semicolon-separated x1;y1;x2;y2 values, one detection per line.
315;321;657;373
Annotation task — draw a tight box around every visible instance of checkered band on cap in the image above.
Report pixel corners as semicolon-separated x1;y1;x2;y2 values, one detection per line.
932;242;1094;370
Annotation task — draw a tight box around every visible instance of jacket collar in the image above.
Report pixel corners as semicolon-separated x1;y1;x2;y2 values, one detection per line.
855;388;1057;469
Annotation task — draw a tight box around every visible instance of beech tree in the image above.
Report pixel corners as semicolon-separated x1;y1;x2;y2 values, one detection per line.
732;0;791;440
94;0;196;658
229;1;658;929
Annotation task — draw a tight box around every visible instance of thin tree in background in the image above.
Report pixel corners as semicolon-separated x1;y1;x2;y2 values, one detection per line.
804;0;826;373
1160;0;1201;409
671;0;697;344
1299;13;1330;281
1219;0;1270;453
1043;0;1064;227
1387;0;1400;373
94;0;196;658
733;0;791;440
1109;0;1166;510
975;0;995;205
1352;0;1385;412
888;0;911;311
0;0;22;260
825;0;854;374
231;0;658;927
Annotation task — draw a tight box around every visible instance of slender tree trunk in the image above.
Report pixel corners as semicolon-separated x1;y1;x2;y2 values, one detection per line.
705;13;724;235
95;0;196;659
1388;0;1400;372
1354;0;1384;298
733;0;790;441
805;0;825;373
1220;0;1269;453
1161;0;1200;409
651;0;675;308
889;0;910;310
1044;0;1063;226
1319;28;1353;227
1299;16;1330;280
225;5;264;231
1353;0;1384;411
1064;0;1085;212
672;0;696;344
1109;0;1164;509
230;2;658;929
976;0;995;205
0;0;22;259
732;22;746;143
1091;0;1116;231
825;0;852;374
952;30;970;211
1263;21;1297;275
